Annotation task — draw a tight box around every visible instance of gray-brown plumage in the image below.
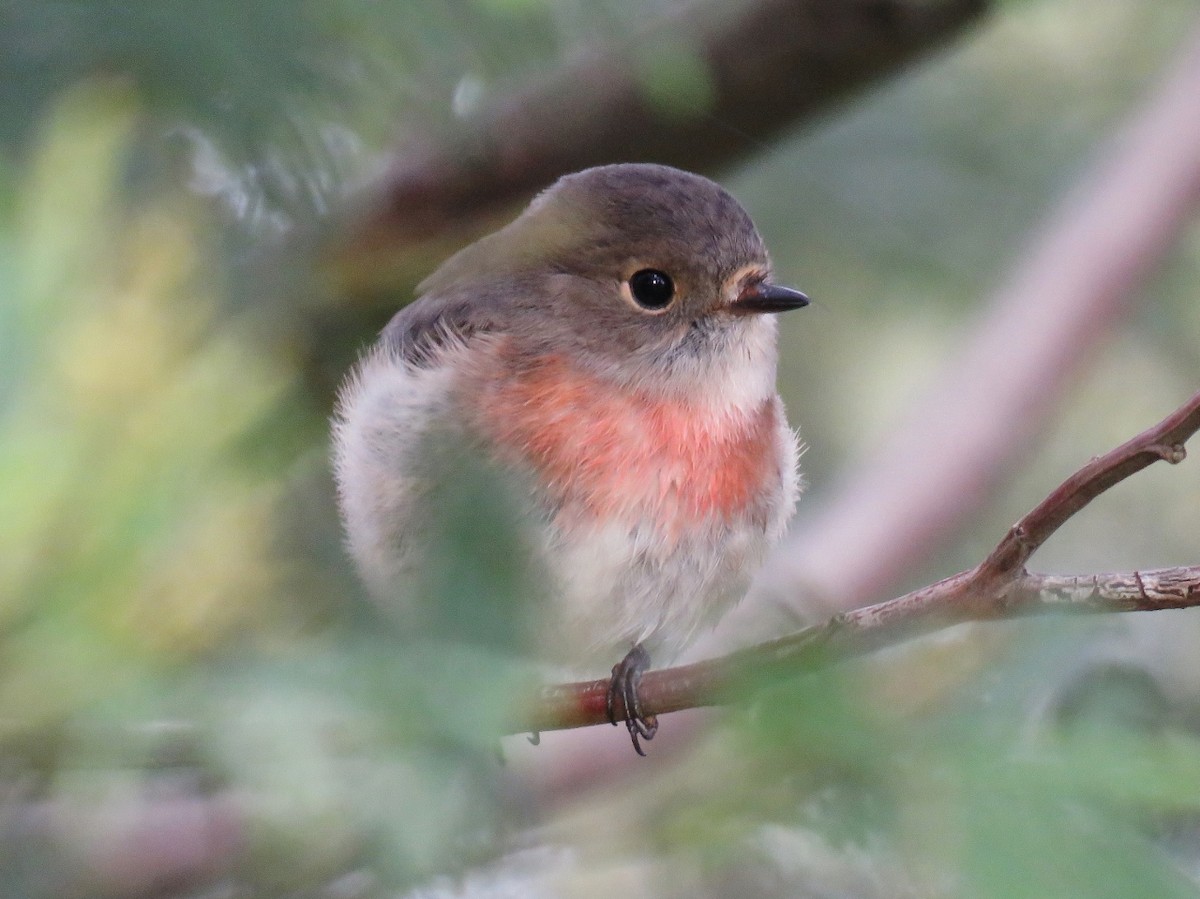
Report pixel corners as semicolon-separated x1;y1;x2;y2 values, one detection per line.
334;164;808;752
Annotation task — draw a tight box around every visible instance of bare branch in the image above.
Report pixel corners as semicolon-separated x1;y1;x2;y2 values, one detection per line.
979;390;1200;578
514;389;1200;736
1018;568;1200;614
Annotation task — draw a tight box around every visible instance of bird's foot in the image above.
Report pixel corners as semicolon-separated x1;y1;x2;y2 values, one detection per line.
606;644;658;756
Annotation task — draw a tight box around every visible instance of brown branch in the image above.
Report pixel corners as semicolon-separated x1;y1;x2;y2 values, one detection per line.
513;389;1200;736
330;0;990;295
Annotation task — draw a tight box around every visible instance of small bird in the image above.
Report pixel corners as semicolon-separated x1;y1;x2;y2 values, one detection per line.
333;163;807;753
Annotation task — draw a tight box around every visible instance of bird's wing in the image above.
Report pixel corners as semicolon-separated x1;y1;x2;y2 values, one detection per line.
379;291;498;367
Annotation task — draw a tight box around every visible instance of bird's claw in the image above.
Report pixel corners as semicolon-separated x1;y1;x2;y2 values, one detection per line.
607;644;658;756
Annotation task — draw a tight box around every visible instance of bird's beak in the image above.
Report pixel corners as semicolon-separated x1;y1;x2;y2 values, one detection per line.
730;282;810;315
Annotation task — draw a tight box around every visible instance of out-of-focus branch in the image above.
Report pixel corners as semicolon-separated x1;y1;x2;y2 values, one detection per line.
732;13;1200;629
6;786;242;897
329;0;989;297
514;389;1200;735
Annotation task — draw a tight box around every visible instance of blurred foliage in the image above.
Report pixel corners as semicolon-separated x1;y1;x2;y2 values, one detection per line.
1;0;1199;896
1;81;289;697
0;78;529;895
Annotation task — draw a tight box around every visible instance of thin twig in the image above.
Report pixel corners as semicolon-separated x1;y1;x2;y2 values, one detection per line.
980;391;1200;578
513;389;1200;736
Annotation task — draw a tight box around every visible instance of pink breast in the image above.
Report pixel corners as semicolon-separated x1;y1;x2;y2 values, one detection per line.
462;347;780;536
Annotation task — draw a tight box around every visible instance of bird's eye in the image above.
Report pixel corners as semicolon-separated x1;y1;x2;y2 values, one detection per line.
627;269;675;310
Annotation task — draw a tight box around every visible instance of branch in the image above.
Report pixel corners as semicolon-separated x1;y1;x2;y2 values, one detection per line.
331;0;989;294
514;389;1200;736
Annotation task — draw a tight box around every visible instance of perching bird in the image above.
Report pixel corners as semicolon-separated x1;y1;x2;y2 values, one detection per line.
333;163;807;753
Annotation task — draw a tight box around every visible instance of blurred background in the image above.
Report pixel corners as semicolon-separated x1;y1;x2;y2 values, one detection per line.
2;0;1199;895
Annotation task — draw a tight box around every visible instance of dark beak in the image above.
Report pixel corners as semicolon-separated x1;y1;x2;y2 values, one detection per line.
731;282;810;314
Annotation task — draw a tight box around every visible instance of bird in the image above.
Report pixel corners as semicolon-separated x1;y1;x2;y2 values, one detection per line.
332;163;807;753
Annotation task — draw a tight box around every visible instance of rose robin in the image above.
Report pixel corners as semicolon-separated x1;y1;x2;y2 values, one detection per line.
333;163;807;753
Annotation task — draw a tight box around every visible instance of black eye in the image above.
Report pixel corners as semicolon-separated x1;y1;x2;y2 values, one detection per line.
628;269;675;310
